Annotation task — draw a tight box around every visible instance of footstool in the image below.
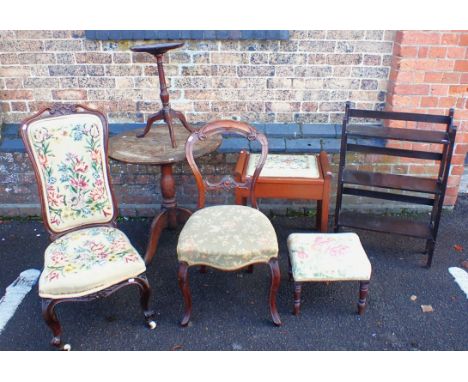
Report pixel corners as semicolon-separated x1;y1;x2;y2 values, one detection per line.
287;232;372;315
234;151;332;232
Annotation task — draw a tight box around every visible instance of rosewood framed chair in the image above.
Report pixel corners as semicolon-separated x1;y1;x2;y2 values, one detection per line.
177;120;281;326
20;104;156;350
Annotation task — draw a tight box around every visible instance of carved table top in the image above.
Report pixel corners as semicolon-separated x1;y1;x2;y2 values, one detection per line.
109;124;221;165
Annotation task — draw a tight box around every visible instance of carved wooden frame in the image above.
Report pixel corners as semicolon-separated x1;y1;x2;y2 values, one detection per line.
179;120;281;327
20;104;155;350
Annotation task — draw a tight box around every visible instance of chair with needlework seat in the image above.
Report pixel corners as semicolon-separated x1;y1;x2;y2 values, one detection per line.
177;120;281;327
20;104;156;350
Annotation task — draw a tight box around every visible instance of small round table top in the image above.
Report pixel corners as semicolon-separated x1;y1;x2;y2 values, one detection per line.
109;124;221;165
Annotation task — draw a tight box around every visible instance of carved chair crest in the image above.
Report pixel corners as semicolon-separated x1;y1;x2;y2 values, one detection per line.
185;120;268;209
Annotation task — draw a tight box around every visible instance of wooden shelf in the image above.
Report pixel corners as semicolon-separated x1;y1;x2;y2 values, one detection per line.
347;125;449;144
342;169;441;194
338;212;433;240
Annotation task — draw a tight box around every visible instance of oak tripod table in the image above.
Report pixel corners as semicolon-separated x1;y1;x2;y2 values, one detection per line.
109;124;221;264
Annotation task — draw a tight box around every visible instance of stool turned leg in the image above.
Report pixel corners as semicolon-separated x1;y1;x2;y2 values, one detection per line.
293;282;302;315
358;281;370;315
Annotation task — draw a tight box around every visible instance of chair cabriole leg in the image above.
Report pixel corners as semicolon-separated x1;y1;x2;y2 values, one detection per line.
178;262;192;327
42;299;69;350
268;258;282;326
133;276;156;329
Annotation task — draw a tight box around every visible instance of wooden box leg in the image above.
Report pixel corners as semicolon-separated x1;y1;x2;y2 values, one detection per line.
357;281;370;315
293;282;302;315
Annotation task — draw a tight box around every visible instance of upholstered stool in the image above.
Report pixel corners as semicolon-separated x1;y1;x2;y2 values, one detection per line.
234;151;332;232
287;232;371;315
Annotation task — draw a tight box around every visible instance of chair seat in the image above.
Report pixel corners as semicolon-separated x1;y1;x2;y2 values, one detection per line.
177;205;278;270
287;232;371;282
247;154;320;178
39;226;146;299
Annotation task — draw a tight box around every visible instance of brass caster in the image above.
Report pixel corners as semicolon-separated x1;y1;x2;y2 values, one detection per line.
62;344;71;351
148;321;157;330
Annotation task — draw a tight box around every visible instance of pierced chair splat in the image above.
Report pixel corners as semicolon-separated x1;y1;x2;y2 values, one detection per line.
20;104;156;350
177;120;281;327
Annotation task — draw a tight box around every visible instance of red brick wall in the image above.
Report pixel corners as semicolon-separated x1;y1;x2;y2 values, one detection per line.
387;31;468;205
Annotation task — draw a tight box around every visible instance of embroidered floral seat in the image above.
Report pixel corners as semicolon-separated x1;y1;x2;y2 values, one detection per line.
39;226;146;299
288;232;371;281
177;205;278;270
287;232;372;315
246;154;320;178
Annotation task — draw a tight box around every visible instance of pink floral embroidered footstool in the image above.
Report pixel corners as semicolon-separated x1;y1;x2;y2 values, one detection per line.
287;232;372;315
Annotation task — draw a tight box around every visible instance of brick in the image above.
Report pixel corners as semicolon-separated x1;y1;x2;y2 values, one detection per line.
23;78;60;88
326;30;365;40
44;40;82;51
428;47;447;58
0;66;30;77
400;31;441;45
113;53;131;64
168;52;192;64
420;97;438;107
0;53;19;65
323;78;360;89
441;33;459;45
326;54;362;65
447;47;466;59
394;84;430;95
353;41;393;53
361;79;378;90
75;52;112;64
319;102;346;112
301;102;318;112
438;97;458;108
0;90;33;100
52;89;87;100
56;53;75;64
5;78;22;89
269;53;307;65
297;41;336;52
78;77;116;88
430;85;449;96
460;34;468;46
351;67;389;79
398;46;418;57
237;65;275;77
294;66;332;78
15;40;44;52
211;52;246;65
418;47;428;58
448;85;468;95
363;54;381;65
454;60;468;71
48;65;86;76
17;53;56;64
11;102;28;112
365;30;384;40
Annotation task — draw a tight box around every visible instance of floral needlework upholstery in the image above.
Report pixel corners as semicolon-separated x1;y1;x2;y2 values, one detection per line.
26;113;114;233
287;233;371;282
246;154;319;178
39;227;146;299
177;205;278;270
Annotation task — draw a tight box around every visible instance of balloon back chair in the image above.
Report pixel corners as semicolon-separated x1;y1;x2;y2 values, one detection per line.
20;104;156;350
177;120;281;326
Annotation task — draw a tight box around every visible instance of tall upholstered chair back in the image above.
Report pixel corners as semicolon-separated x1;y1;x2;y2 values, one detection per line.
20;104;117;238
185;120;268;209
